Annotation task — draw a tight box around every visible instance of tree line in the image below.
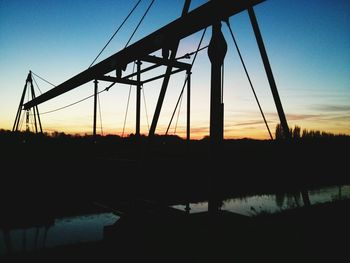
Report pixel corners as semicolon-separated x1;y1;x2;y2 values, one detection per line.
275;124;349;140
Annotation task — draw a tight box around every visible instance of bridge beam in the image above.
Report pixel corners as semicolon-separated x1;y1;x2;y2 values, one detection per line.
23;0;265;110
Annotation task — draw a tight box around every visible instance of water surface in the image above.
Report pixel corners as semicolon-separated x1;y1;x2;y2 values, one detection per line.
173;185;350;216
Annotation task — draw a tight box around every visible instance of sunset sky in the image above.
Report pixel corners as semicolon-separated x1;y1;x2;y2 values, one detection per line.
1;0;349;139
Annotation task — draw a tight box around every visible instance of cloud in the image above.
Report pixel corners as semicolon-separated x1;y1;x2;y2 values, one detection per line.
234;120;271;127
190;126;209;134
265;112;321;121
311;104;350;112
285;113;322;121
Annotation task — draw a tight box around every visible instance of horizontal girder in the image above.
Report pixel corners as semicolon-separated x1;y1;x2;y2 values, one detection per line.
24;0;264;110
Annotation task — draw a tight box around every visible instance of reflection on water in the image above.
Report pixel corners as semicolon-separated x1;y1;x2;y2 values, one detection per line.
0;213;119;255
1;185;348;256
173;185;350;216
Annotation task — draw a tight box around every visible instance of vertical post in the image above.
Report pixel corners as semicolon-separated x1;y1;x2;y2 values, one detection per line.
93;79;98;137
248;7;290;139
136;60;142;136
208;22;227;144
207;21;227;215
186;71;191;141
149;0;191;137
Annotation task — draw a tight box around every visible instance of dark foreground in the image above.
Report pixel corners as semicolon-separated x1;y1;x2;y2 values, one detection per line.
1;131;349;262
2;199;349;263
1;131;349;202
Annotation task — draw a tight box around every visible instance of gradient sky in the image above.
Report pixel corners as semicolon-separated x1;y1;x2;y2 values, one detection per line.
1;0;349;139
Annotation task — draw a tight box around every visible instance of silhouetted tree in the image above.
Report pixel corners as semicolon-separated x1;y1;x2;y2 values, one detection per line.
292;125;301;139
275;123;284;140
276;124;348;140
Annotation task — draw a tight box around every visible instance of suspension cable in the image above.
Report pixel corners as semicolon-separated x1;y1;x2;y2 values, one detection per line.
19;112;25;131
124;0;155;48
174;86;184;134
122;87;132;137
34;87;109;116
122;62;136;137
142;86;150;131
97;92;104;135
226;21;273;140
176;45;209;60
89;0;142;68
31;71;56;87
221;61;224;104
166;27;207;135
31;75;43;95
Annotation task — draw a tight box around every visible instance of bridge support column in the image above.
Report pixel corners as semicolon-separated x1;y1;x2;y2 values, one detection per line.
93;79;98;137
248;7;290;139
186;70;191;141
136;60;142;136
207;21;227;215
208;22;227;144
13;71;42;133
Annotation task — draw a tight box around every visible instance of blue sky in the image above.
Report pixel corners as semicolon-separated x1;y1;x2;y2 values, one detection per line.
1;0;349;138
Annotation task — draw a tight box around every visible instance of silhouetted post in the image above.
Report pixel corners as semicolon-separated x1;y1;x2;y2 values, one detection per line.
136;60;142;136
185;203;190;214
93;79;98;137
148;0;191;136
207;21;227;215
248;7;291;139
186;70;191;141
301;189;311;207
208;22;227;144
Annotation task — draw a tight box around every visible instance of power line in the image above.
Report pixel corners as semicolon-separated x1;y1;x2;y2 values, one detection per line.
226;21;273;140
89;0;142;68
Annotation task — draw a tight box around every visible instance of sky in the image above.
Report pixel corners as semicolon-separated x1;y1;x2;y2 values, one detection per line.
1;0;349;139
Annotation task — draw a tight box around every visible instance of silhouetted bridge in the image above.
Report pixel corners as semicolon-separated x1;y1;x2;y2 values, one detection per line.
14;0;291;141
